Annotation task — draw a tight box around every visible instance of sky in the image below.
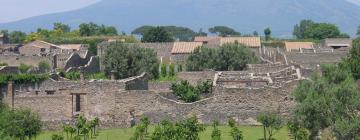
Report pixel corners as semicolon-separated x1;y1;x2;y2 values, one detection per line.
0;0;100;23
0;0;359;23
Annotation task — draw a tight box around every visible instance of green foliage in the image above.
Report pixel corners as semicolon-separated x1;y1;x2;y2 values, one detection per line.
133;25;196;41
293;19;348;40
228;118;236;128
38;61;51;73
357;25;360;37
141;26;174;42
19;63;32;73
0;63;8;66
178;64;183;72
264;28;271;41
0;74;48;86
293;63;360;139
161;64;167;78
209;26;240;37
257;112;283;140
169;64;175;77
51;134;64;140
9;31;27;44
103;43;160;79
130;116;150;140
171;80;212;103
0;108;42;140
64;71;81;80
79;22;118;36
211;120;221;140
186;44;259;71
53;22;71;33
87;72;108;80
287;118;308;140
345;40;360;79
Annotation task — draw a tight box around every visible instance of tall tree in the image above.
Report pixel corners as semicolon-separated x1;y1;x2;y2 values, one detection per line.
102;43;160;79
9;31;26;44
257;112;283;140
53;22;71;33
133;26;195;41
264;28;271;41
293;20;315;39
209;26;240;37
141;26;174;42
304;23;341;40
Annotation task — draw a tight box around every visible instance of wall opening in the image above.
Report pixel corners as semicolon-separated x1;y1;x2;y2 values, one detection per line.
75;94;81;112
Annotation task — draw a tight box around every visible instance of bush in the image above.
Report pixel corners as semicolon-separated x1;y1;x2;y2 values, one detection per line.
0;63;8;66
169;64;175;77
186;43;259;71
38;61;51;73
0;74;49;86
64;71;81;80
51;134;64;140
161;64;167;78
171;80;212;102
19;63;32;73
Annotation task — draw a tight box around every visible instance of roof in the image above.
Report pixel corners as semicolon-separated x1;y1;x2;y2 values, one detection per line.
58;44;83;50
171;42;203;54
194;36;221;42
324;38;352;46
284;42;314;52
220;37;261;47
24;40;58;49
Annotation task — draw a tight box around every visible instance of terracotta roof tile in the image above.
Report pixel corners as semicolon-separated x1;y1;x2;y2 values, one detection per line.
171;42;203;54
194;36;221;42
58;44;83;50
220;37;261;47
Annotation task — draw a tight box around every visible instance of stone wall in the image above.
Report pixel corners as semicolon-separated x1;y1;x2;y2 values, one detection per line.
177;70;216;85
285;51;348;69
0;54;53;67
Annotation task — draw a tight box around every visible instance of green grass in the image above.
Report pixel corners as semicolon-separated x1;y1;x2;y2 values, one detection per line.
37;126;290;140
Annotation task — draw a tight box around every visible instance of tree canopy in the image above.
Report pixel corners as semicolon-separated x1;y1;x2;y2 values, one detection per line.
79;22;118;36
186;43;259;71
133;25;196;41
208;26;240;37
264;28;271;41
102;43;160;79
141;26;174;42
293;63;360;139
293;19;349;40
53;22;71;33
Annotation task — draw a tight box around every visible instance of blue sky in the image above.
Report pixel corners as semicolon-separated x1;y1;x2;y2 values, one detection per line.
0;0;359;23
0;0;100;23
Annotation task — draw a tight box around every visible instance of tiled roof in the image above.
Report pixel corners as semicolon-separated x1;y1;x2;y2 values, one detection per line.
284;42;314;52
25;40;58;49
220;37;261;47
171;42;203;54
58;44;83;50
194;36;221;42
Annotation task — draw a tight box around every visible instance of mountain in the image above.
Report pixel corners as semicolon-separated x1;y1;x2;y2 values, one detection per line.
1;0;360;37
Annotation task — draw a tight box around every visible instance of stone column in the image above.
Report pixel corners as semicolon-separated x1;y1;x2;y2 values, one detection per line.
7;81;14;109
79;66;85;82
111;70;117;80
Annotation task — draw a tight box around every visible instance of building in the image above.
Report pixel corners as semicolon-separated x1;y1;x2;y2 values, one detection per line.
195;36;262;49
19;40;60;56
284;42;314;52
0;33;4;45
321;38;352;51
171;42;203;63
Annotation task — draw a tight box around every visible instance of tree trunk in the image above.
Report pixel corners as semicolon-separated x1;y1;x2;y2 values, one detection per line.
263;126;267;140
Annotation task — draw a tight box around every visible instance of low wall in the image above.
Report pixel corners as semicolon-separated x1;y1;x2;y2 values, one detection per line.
177;71;216;85
0;55;52;67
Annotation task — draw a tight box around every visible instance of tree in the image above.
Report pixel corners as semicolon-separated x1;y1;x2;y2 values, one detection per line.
186;44;259;71
257;112;284;140
51;134;64;140
79;22;117;36
304;23;341;40
357;25;360;37
53;22;71;33
38;61;51;73
130;116;150;140
228;118;243;140
103;43;160;79
209;26;240;37
293;20;315;39
253;31;259;36
9;31;27;44
169;64;175;77
0;30;9;43
287;117;309;140
293;64;360;139
161;64;167;78
141;26;174;42
211;120;221;140
196;28;208;37
177;116;205;140
133;26;196;41
346;40;360;79
264;28;271;41
0;109;42;140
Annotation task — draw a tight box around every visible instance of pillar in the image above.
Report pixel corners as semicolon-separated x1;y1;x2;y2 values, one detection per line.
7;81;14;109
111;70;117;80
79;66;85;82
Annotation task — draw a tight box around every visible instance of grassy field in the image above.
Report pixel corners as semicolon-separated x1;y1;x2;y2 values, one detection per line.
37;126;290;140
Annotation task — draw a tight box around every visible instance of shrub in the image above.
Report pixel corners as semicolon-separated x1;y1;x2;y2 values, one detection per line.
161;64;167;78
169;64;175;77
51;134;64;140
38;61;51;73
19;63;32;73
64;71;81;80
171;80;212;102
